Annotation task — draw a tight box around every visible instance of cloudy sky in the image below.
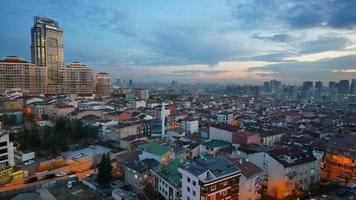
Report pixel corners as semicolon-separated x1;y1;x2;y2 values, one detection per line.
1;0;356;84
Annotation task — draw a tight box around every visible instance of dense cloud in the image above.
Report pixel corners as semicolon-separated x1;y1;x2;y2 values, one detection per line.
0;0;355;82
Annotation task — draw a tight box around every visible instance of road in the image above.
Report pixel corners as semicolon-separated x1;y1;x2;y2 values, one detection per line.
0;160;96;193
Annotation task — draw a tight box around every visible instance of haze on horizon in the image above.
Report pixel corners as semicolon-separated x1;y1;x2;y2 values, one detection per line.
1;0;356;84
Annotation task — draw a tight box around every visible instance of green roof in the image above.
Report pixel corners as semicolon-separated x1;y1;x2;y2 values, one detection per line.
203;140;231;149
139;143;171;156
158;159;188;186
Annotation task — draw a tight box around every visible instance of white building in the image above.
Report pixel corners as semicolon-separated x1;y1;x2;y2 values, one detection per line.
129;99;146;109
265;148;321;199
231;158;263;200
0;128;15;167
179;155;241;200
181;118;199;133
217;112;234;124
151;159;187;200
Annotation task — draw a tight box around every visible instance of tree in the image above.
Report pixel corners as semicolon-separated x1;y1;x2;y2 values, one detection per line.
143;182;158;200
96;153;112;185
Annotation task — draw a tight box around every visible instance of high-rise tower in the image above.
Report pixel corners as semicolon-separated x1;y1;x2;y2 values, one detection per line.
31;16;64;93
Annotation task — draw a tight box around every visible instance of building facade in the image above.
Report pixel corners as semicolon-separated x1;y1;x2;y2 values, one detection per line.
323;135;355;180
179;155;241;200
0;56;46;94
64;62;94;95
31;16;64;94
95;72;111;97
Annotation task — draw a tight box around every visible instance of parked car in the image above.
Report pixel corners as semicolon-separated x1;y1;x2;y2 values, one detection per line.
68;175;78;182
346;183;356;193
66;170;76;175
56;172;66;177
86;172;96;178
336;188;349;196
24;176;38;184
44;173;56;180
24;160;35;165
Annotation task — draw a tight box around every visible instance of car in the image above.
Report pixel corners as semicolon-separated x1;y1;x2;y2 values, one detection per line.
320;181;332;187
36;170;48;175
24;160;35;165
67;181;73;188
336;188;349;196
44;173;56;180
68;175;78;182
319;194;330;200
56;172;66;177
24;176;38;184
346;183;356;193
86;172;96;177
66;170;76;175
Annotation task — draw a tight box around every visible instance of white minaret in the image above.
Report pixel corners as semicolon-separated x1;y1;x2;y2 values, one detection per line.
161;102;165;137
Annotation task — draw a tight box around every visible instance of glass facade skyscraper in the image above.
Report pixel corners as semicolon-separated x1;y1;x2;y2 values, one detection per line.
31;16;64;93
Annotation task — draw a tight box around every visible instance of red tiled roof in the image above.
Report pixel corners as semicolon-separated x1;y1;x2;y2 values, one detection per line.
229;158;262;178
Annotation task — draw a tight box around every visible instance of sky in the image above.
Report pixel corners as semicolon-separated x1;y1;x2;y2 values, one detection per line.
0;0;356;84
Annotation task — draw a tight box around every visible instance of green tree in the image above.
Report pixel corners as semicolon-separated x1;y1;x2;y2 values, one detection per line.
96;153;112;185
143;182;158;200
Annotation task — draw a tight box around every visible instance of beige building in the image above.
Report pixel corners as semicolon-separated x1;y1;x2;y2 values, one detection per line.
31;16;64;94
0;56;47;94
95;72;111;97
64;62;94;95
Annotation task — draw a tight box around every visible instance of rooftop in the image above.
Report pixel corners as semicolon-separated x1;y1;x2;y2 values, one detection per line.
157;159;188;186
181;155;240;182
138;143;172;156
202;140;231;149
268;148;317;168
229;158;262;178
325;135;356;151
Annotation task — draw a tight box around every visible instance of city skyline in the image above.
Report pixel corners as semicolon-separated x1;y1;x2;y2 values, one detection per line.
0;1;356;83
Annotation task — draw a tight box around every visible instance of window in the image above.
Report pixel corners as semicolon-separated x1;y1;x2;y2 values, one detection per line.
187;177;191;183
187;187;190;192
223;190;227;196
211;185;216;191
0;141;7;147
223;181;227;186
193;191;196;196
193;181;196;186
0;148;7;154
0;155;8;161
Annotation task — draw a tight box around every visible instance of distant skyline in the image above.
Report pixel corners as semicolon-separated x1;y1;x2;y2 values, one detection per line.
0;0;356;83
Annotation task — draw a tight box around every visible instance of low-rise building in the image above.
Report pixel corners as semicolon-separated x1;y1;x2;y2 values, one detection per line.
217;112;234;125
323;135;356;179
151;159;188;200
230;158;263;200
181;118;199;133
138;143;173;165
179;155;241;200
266;148;321;199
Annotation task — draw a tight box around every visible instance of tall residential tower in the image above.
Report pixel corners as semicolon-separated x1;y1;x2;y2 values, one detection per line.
95;72;111;98
31;16;64;94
